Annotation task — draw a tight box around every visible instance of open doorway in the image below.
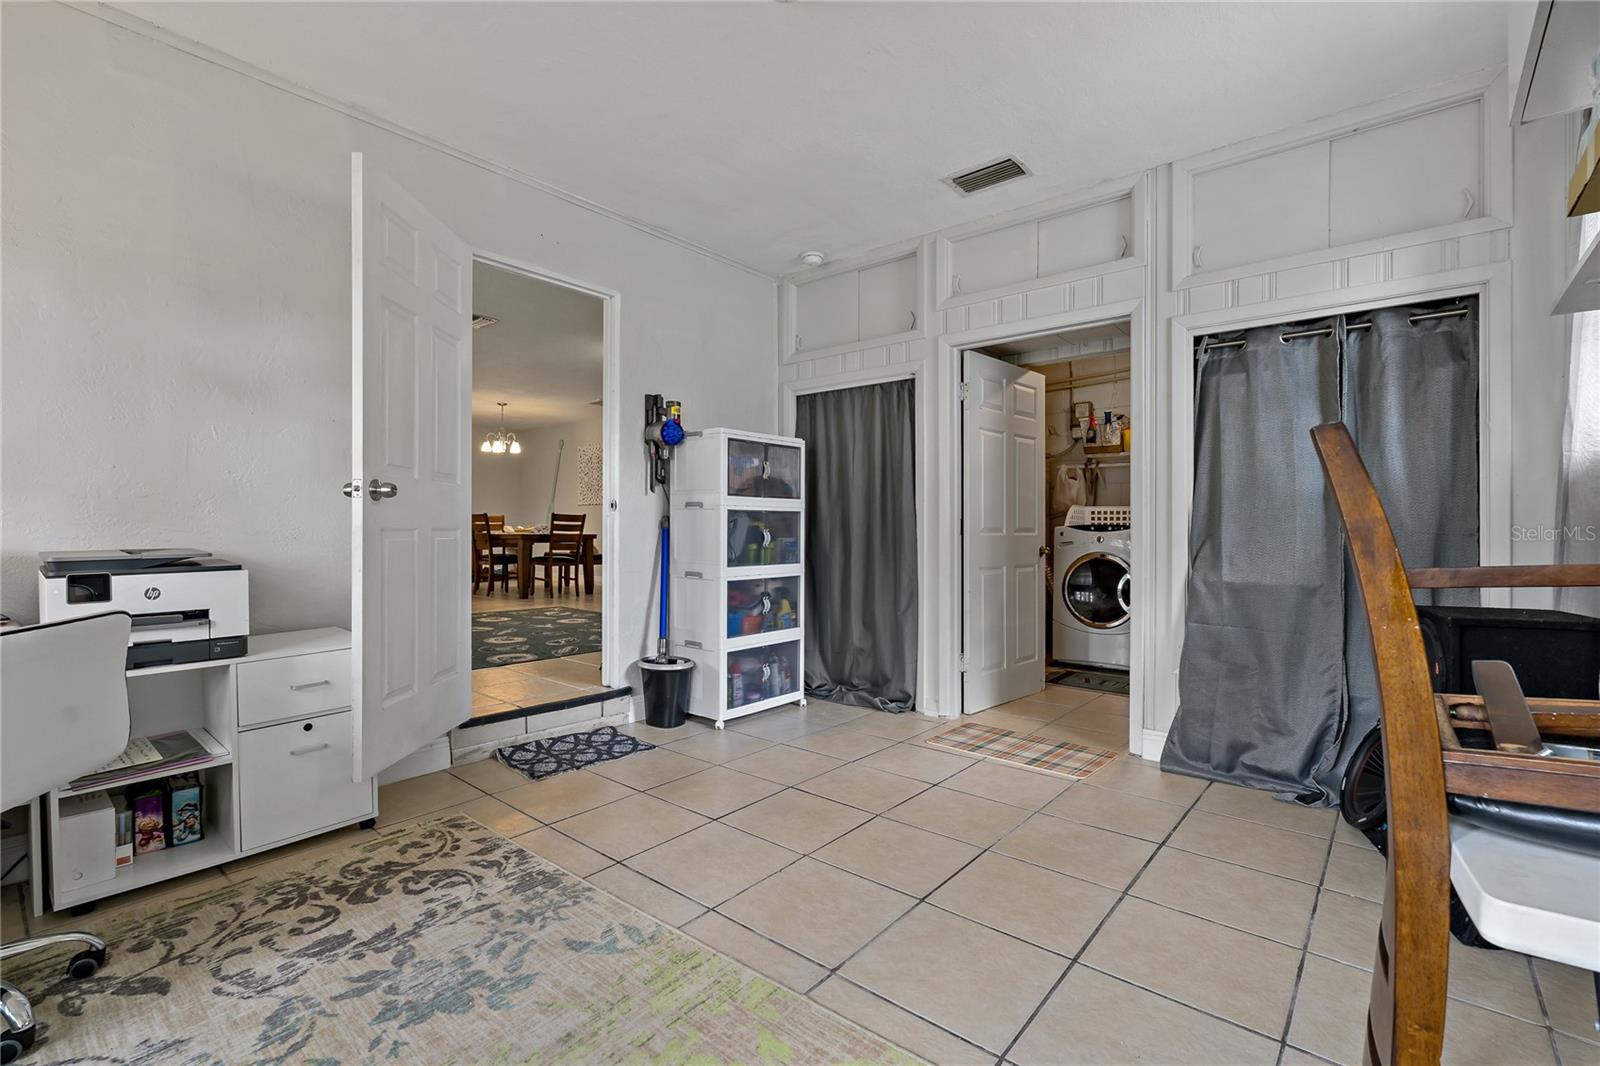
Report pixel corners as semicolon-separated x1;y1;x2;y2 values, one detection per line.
960;317;1135;752
467;260;612;723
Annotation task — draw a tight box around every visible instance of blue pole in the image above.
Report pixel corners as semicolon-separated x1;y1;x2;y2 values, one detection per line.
657;517;670;657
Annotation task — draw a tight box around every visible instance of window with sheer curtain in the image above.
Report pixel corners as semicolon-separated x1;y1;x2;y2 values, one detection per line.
1561;216;1600;618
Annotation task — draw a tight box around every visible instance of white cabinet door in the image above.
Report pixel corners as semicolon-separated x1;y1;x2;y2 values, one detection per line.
350;152;472;782
239;711;375;851
1330;100;1482;247
952;219;1038;297
795;270;859;352
962;351;1046;713
1038;197;1131;277
857;254;918;342
1191;142;1330;271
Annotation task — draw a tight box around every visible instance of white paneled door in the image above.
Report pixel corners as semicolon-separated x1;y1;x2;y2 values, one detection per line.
961;351;1046;714
349;153;471;781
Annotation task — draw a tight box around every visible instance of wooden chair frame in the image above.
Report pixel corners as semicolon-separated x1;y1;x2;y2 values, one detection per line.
472;512;516;595
536;512;587;594
1311;422;1600;1066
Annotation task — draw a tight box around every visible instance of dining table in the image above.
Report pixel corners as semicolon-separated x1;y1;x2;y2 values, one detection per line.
490;530;599;598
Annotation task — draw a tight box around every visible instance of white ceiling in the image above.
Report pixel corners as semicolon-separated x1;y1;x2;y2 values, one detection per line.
472;261;602;432
115;3;1505;276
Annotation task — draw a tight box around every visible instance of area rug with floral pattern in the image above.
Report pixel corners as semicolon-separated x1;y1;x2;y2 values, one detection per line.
472;605;602;670
8;816;917;1065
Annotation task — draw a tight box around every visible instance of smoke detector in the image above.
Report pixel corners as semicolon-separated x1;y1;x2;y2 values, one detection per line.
798;251;827;268
946;157;1030;196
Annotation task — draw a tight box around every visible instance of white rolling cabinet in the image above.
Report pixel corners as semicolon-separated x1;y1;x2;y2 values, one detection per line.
669;429;806;727
34;629;377;915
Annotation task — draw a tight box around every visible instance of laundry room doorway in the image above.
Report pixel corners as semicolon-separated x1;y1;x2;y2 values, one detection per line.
958;316;1139;750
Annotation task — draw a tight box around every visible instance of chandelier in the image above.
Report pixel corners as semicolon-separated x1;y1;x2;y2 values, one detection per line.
480;402;522;455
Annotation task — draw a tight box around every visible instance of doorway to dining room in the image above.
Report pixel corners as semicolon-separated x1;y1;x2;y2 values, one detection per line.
469;260;613;723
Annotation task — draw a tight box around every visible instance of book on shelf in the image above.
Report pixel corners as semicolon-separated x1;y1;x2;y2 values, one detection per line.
68;729;215;791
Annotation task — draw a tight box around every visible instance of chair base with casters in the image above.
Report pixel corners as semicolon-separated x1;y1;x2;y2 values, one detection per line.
0;933;108;1063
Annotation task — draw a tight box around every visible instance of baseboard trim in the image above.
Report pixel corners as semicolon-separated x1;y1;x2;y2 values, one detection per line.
1139;728;1167;761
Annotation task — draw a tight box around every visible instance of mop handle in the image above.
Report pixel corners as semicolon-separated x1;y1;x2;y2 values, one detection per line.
658;516;670;657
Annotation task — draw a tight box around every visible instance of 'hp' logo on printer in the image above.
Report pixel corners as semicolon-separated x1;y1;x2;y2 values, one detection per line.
144;587;161;600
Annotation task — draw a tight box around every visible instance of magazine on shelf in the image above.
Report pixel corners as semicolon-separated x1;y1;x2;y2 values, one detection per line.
69;729;215;791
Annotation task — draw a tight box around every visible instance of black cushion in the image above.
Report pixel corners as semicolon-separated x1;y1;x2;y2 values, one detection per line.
1449;794;1600;858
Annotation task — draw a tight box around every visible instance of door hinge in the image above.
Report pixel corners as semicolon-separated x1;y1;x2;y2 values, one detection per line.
958;653;969;673
958;382;971;406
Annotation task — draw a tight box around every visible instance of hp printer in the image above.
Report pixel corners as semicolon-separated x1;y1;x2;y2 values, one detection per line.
39;549;248;669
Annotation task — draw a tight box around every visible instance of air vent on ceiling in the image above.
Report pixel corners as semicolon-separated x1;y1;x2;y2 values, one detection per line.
471;314;499;330
947;157;1030;196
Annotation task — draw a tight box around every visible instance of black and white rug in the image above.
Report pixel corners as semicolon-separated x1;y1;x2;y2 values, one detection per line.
496;725;653;781
472;606;602;670
1047;666;1131;695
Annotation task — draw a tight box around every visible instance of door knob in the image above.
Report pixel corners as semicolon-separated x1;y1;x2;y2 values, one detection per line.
368;478;399;501
1039;544;1048;557
341;479;361;499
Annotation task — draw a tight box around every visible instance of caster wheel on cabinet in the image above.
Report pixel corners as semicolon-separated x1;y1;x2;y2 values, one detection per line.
1;1024;35;1065
68;903;95;918
67;946;106;980
359;818;377;831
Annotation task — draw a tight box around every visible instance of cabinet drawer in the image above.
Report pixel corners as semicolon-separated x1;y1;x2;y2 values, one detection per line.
237;649;351;728
238;711;372;852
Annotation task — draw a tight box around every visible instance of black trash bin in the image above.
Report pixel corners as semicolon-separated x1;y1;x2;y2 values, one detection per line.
639;656;695;729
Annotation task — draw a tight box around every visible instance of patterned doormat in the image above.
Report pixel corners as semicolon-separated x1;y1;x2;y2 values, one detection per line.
6;816;913;1064
473;605;601;670
927;721;1119;779
1047;666;1131;695
497;725;653;781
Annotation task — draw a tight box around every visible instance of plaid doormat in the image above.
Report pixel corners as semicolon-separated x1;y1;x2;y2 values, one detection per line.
926;722;1118;779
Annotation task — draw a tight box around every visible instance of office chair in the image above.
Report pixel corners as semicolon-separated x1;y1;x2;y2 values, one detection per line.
1;612;132;1064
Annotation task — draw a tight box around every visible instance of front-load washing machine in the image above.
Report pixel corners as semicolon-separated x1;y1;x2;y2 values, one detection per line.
1053;505;1131;669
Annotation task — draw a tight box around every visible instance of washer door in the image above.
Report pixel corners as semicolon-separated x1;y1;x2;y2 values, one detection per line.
1062;552;1131;629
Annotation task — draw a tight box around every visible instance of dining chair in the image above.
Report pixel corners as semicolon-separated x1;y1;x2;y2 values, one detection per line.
472;513;515;595
1311;422;1600;1066
535;513;586;594
487;514;506;532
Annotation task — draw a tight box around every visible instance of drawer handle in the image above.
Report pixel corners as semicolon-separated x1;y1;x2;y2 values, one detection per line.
289;742;330;757
289;680;332;691
685;570;703;579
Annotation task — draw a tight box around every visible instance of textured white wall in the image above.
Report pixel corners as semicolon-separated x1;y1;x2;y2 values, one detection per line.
779;83;1572;743
469;426;532;518
1;4;776;656
517;417;606;549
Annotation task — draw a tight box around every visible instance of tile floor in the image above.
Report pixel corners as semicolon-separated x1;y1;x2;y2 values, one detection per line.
396;689;1598;1064
6;685;1593;1066
470;577;607;719
471;650;608;720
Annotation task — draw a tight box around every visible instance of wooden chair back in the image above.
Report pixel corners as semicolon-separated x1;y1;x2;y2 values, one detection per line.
472;513;494;553
548;512;586;560
1310;422;1450;1066
487;514;506;531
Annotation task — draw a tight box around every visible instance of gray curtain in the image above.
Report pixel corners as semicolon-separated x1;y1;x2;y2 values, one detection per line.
1331;305;1479;796
795;380;917;711
1163;301;1479;804
1161;319;1347;801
